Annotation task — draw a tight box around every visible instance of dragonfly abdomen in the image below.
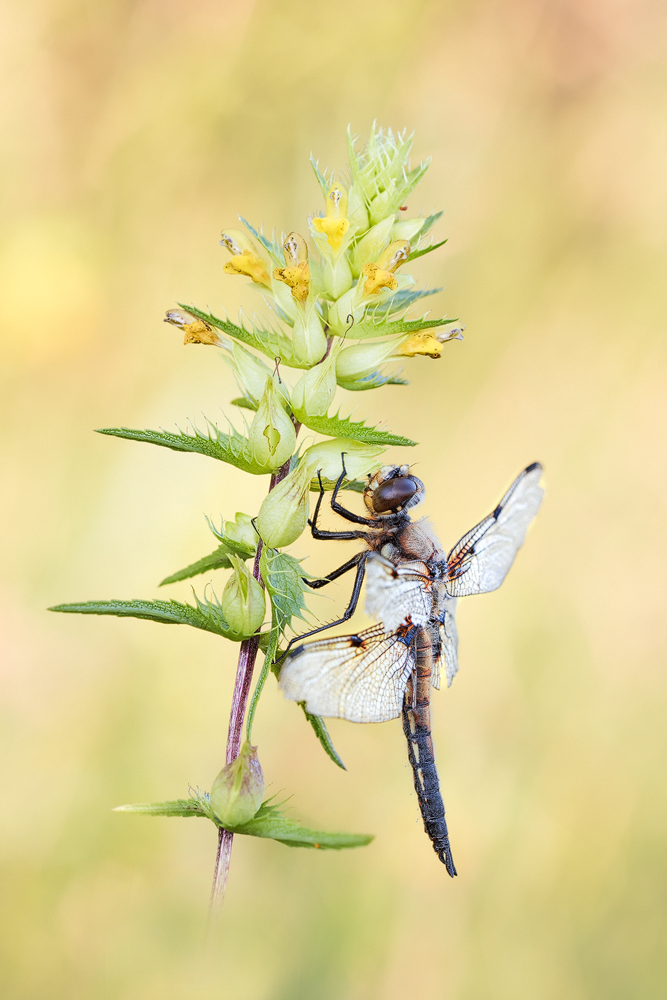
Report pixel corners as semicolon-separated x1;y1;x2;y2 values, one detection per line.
402;628;457;877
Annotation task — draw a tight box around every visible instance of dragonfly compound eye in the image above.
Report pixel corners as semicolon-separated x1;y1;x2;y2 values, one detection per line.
372;476;421;513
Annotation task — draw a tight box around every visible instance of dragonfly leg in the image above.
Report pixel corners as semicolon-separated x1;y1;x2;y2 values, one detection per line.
304;552;363;589
309;469;370;541
329;455;382;528
277;552;369;661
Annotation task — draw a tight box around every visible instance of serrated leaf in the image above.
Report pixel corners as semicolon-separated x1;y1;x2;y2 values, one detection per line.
179;304;309;369
159;545;239;587
260;549;311;636
239;217;284;266
298;411;416;447
310;155;330;198
337;313;459;342
370;287;442;316
96;424;270;475
300;704;346;769
405;238;448;264
49;597;241;640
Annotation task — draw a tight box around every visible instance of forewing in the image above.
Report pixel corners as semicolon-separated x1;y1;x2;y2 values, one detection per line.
432;599;459;690
364;554;433;632
279;623;416;723
445;463;543;598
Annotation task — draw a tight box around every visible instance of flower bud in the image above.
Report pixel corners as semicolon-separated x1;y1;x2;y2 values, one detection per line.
222;342;288;406
256;460;311;548
220;229;271;287
361;240;410;297
210;740;265;827
164;308;224;346
391;217;430;242
291;304;327;367
349;217;394;278
312;183;350;254
273;232;311;304
291;342;339;419
302;438;384;481
220;555;266;637
223;512;258;553
248;375;296;471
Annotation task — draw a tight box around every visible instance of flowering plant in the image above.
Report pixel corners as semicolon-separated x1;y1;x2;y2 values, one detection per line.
51;125;462;920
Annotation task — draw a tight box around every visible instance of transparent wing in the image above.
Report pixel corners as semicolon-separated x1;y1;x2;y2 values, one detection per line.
432;599;459;690
445;463;544;598
279;623;416;723
364;555;433;632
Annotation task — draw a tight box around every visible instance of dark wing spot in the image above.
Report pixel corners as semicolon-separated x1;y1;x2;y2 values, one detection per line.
349;635;364;647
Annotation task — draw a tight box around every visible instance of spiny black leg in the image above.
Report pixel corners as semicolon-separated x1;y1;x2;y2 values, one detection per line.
309;468;371;541
304;552;363;589
330;454;382;528
277;552;369;661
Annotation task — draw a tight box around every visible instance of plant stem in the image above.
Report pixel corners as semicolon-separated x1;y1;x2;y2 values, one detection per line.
208;425;300;930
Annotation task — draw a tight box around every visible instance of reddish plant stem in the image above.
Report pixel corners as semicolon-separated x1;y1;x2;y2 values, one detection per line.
208;421;301;930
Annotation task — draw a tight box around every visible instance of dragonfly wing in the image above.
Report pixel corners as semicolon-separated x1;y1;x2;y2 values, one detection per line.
445;463;544;598
364;554;433;632
432;598;459;690
279;623;416;723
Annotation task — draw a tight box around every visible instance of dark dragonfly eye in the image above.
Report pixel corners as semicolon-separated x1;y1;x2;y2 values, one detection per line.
372;476;419;513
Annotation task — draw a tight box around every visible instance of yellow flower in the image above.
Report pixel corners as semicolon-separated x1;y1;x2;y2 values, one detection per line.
220;229;271;286
164;308;223;346
394;332;444;359
312;183;350;253
273;232;311;303
361;239;410;297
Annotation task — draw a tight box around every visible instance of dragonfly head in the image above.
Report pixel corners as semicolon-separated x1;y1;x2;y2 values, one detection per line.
364;465;425;517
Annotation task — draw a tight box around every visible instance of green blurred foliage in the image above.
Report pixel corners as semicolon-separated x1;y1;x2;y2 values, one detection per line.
2;0;667;997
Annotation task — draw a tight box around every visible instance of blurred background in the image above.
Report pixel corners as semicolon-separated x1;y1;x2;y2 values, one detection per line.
2;0;667;997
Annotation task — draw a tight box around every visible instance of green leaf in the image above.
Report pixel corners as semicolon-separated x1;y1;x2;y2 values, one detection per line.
230;396;258;411
405;238;448;264
337;371;409;392
260;549;311;636
338;313;459;342
239;217;284;267
301;704;346;770
49;596;241;640
96;423;270;475
230;800;373;850
308;477;366;493
114;799;209;818
370;287;442;315
298;411;416;448
159;545;239;587
310;155;330;198
179;304;310;369
115;793;373;850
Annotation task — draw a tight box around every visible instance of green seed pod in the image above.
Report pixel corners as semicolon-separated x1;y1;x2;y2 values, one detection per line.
256;461;311;548
220;555;266;637
291;304;328;367
223;512;258;553
336;339;401;383
248;375;296;471
302;438;385;481
291;342;339;419
210;740;265;827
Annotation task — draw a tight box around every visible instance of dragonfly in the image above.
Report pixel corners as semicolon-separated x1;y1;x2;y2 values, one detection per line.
278;459;544;876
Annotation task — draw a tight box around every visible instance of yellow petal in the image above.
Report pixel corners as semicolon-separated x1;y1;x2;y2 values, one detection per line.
223;250;271;286
312;216;350;253
361;262;399;297
182;319;223;346
376;239;410;273
274;233;311;302
394;333;444;359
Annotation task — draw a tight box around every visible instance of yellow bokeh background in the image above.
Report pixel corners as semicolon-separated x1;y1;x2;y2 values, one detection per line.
2;1;667;996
